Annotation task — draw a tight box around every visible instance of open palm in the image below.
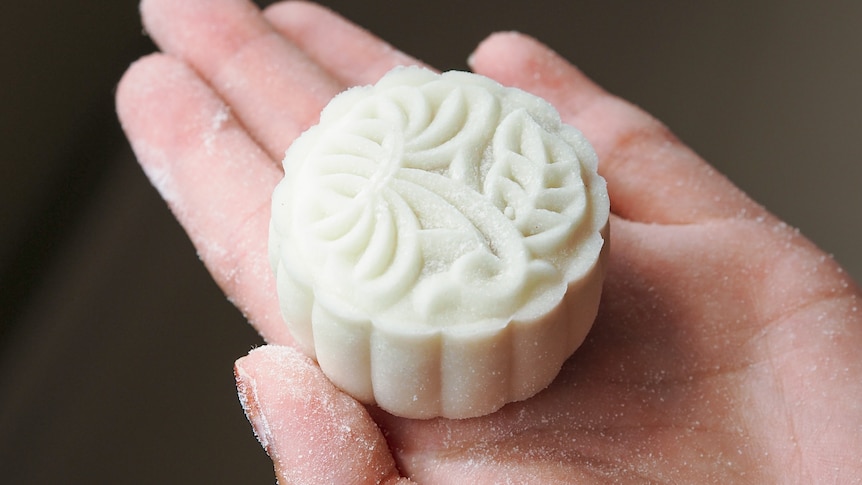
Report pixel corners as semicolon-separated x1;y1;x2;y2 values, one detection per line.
117;1;862;483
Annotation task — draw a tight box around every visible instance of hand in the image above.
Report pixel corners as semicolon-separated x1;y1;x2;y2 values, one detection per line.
116;0;862;482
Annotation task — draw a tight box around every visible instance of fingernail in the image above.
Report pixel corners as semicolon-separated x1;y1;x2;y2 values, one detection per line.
234;360;273;453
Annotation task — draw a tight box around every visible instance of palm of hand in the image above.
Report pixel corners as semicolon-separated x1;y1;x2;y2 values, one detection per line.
117;1;862;483
378;216;860;483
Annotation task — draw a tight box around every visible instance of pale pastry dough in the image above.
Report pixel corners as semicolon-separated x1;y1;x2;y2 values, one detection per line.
269;66;609;419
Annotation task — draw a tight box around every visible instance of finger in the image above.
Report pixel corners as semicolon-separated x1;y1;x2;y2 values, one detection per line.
264;1;427;86
234;345;411;484
116;53;291;345
469;32;763;225
140;0;343;159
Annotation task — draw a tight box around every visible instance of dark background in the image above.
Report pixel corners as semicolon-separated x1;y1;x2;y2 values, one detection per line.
2;0;860;482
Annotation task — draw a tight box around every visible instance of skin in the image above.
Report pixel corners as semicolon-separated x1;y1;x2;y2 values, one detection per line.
116;0;862;483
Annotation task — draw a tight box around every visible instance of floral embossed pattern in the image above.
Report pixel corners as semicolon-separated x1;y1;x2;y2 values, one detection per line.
270;67;609;418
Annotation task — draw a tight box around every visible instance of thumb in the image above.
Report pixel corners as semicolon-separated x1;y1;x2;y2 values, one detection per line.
234;345;411;484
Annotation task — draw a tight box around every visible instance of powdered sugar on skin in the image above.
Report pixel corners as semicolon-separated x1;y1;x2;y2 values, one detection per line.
136;142;182;210
234;362;272;451
235;346;403;484
203;105;231;155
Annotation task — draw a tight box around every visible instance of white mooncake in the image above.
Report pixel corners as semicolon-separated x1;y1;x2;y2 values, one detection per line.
269;66;609;419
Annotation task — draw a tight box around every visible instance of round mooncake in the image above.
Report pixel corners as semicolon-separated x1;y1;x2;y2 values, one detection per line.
269;66;609;419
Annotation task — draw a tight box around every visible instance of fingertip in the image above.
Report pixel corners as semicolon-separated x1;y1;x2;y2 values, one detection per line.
116;54;187;150
140;0;268;67
138;0;153;23
116;53;177;113
116;52;157;106
115;53;225;162
468;31;526;82
469;31;608;125
262;0;338;50
139;0;174;49
234;345;318;452
468;30;534;71
233;351;273;453
234;345;405;484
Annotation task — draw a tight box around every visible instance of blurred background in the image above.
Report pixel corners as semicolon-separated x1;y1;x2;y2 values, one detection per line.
1;0;860;482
